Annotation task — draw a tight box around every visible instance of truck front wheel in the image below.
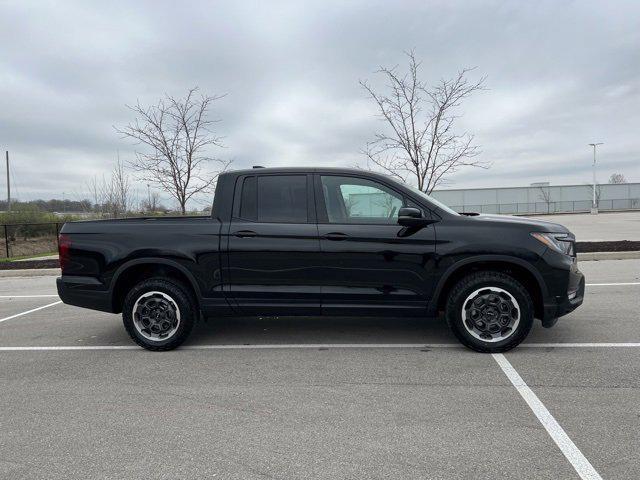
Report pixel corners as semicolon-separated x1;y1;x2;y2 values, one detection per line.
122;278;196;351
445;271;534;353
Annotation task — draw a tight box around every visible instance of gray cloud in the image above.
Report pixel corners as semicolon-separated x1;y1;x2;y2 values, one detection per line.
1;0;638;207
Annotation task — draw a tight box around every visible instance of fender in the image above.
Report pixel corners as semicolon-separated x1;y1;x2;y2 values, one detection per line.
108;257;204;301
428;254;549;313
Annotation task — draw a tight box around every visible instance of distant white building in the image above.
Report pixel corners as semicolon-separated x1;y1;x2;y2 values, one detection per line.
430;183;640;215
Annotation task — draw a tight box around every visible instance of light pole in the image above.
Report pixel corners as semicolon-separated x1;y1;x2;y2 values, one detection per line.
588;143;603;214
5;151;10;213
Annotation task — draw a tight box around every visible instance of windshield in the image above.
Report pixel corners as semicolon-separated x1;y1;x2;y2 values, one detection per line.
405;184;460;216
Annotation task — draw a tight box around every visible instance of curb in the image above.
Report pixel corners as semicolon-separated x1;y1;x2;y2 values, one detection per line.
0;268;61;278
577;251;640;261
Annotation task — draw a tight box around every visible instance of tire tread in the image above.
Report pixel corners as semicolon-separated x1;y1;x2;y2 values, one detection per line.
122;277;197;351
445;271;534;353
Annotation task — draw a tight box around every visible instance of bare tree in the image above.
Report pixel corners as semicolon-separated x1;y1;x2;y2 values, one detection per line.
537;186;553;214
112;154;132;215
84;157;134;218
141;187;162;213
116;87;231;214
584;182;603;209
85;176;103;214
86;174;118;217
360;51;488;194
609;173;627;184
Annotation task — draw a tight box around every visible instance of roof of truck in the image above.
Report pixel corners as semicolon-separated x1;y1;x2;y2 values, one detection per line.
224;166;393;179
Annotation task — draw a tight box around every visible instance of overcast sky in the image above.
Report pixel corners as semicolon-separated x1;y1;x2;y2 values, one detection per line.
1;0;639;207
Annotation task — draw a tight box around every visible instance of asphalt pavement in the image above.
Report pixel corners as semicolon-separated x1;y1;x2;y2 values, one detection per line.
0;259;639;479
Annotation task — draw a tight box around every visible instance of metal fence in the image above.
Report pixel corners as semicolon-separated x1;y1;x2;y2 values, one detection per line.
1;222;62;259
432;183;640;215
448;198;640;215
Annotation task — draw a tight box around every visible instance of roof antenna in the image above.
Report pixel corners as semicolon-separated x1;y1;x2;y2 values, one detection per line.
252;165;264;169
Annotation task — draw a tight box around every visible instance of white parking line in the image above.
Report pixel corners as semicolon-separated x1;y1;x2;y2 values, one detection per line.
0;301;62;324
0;294;59;298
522;342;640;347
492;353;603;480
0;343;457;351
0;342;639;352
586;282;640;286
0;345;140;351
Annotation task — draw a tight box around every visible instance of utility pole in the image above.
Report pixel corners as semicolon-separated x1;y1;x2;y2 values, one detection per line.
588;143;603;214
5;151;10;213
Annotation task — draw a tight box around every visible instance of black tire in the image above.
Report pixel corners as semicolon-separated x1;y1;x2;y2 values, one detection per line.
122;278;197;351
445;271;534;353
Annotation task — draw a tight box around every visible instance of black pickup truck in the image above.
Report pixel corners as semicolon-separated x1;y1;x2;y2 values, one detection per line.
57;167;584;352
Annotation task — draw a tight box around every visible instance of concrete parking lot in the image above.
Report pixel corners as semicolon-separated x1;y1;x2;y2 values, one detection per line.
1;259;639;479
530;210;640;241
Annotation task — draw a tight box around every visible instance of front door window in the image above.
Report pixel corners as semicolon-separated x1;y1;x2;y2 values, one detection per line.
320;176;404;224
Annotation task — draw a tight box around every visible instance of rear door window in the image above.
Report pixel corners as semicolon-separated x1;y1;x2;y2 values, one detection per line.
257;175;308;223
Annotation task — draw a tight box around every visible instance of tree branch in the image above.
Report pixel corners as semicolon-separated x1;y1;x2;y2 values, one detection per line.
116;87;231;213
360;52;487;193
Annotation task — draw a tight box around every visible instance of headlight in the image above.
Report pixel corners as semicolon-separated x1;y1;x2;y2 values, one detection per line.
531;232;575;256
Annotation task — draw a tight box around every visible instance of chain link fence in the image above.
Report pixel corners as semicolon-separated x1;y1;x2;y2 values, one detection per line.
433;183;640;216
449;198;640;215
1;223;61;259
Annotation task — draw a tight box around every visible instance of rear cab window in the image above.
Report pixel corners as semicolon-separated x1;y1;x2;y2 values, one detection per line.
235;174;309;223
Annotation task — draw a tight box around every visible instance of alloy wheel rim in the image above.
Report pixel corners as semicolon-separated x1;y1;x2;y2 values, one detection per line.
461;286;520;343
132;291;181;342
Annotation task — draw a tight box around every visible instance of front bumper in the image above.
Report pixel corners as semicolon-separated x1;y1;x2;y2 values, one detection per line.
56;276;114;313
541;263;585;327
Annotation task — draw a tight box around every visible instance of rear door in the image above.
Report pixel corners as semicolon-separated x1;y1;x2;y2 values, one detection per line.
315;174;437;316
225;173;322;315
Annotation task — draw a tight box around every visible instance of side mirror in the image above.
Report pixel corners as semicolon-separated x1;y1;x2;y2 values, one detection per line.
398;207;437;227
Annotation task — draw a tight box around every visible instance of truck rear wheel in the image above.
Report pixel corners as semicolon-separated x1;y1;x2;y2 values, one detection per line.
122;278;196;351
445;271;534;353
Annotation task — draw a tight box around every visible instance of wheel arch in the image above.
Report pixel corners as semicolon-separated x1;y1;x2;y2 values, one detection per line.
110;258;202;314
431;255;547;320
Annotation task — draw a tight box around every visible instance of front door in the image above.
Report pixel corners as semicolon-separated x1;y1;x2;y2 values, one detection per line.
226;173;322;315
315;174;437;316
